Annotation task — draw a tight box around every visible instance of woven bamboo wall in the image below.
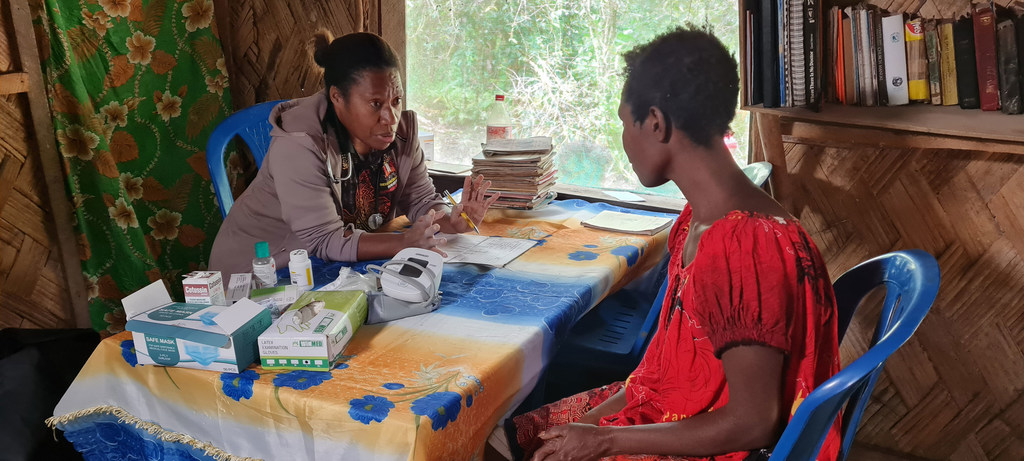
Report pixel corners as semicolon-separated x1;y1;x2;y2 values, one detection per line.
836;0;1024;16
0;0;74;329
212;0;405;111
763;137;1024;460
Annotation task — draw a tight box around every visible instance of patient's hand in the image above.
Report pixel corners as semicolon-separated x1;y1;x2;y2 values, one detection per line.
531;423;609;461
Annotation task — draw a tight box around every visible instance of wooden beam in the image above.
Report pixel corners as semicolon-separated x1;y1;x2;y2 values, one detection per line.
745;103;1024;145
10;0;92;328
782;120;1024;155
0;72;30;94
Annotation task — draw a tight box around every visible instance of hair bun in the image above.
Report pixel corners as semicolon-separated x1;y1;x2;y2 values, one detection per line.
311;29;335;67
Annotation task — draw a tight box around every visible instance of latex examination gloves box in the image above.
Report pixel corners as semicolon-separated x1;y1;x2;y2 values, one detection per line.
258;290;367;371
123;280;272;373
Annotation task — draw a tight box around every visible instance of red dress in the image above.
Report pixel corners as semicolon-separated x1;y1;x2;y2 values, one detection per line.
514;206;842;461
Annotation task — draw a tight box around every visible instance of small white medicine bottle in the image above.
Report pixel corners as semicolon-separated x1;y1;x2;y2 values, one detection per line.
252;241;277;288
289;249;314;291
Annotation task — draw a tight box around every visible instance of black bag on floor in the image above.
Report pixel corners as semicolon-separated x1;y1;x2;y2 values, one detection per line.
0;328;100;461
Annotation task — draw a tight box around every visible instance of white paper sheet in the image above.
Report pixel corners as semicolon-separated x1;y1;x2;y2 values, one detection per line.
437;234;538;267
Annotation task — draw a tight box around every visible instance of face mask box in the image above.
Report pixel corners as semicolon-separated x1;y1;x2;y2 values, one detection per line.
123;280;272;373
258;290;367;371
182;271;227;305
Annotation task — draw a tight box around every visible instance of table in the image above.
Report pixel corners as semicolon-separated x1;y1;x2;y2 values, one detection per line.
48;200;675;461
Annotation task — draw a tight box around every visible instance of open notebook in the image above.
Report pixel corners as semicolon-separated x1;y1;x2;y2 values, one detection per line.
581;210;674;235
437;234;538;267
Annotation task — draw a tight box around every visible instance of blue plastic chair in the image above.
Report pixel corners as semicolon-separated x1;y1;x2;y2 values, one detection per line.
560;276;668;370
742;161;773;189
206;100;285;218
542;260;669;401
770;249;940;461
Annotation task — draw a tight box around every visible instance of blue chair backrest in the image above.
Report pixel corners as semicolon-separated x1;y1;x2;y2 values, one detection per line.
206;100;286;218
630;276;669;359
770;250;940;461
742;161;773;188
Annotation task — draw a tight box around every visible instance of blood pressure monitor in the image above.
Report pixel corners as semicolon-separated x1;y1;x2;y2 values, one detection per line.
378;248;443;303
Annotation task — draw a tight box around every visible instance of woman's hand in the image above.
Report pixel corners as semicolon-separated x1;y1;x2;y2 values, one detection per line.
447;175;500;233
403;210;448;257
530;423;611;461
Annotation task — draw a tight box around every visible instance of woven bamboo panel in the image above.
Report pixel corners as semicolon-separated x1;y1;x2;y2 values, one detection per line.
213;0;382;110
863;0;1024;17
771;138;1024;460
0;1;74;329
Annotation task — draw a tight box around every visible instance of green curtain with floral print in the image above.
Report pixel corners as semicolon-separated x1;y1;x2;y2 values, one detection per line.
37;0;230;335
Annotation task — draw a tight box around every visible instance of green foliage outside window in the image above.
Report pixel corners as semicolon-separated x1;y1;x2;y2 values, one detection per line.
407;0;746;197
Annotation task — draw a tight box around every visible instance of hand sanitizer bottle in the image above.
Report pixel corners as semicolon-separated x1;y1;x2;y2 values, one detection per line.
252;241;277;288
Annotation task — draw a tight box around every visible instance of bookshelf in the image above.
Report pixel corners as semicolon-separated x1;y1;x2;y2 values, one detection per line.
738;0;1024;203
746;103;1024;151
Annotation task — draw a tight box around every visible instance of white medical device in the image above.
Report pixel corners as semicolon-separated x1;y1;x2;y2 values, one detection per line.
364;248;443;323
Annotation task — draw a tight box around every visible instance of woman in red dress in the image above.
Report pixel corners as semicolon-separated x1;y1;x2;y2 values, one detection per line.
504;27;842;461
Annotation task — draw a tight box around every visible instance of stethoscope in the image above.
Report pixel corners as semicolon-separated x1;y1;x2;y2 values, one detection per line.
322;120;385;230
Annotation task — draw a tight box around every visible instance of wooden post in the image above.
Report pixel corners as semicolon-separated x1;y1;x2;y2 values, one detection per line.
10;0;92;328
756;112;790;209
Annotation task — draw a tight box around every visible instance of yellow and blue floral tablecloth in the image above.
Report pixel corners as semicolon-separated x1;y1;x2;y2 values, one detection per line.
48;200;674;461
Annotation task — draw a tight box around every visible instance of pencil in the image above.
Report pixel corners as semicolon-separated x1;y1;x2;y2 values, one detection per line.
443;190;480;234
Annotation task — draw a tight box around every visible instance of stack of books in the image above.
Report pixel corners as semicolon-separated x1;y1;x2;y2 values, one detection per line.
471;136;557;209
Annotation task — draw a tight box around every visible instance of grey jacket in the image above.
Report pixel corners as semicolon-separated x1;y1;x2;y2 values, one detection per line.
209;94;444;275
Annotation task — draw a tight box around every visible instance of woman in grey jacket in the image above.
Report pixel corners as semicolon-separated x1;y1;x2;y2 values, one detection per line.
210;31;497;275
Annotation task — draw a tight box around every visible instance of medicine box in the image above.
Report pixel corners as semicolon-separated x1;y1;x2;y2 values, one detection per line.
182;271;227;305
123;280;271;373
258;290;367;371
225;273;253;303
249;285;300;319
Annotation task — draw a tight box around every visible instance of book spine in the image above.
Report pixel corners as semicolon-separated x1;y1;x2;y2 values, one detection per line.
1017;17;1024;107
779;0;790;106
849;7;862;104
859;9;876;106
905;18;929;102
744;0;764;106
924;20;943;105
835;8;846;104
803;0;820;110
882;14;910;105
788;0;806;106
873;8;888;106
953;16;980;109
843;11;857;104
760;0;780;107
939;20;958;106
997;19;1022;114
973;4;1000;111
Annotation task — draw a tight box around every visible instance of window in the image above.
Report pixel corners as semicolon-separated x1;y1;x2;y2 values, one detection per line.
406;0;746;198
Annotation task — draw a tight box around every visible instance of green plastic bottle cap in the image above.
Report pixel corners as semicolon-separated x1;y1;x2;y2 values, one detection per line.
254;241;270;258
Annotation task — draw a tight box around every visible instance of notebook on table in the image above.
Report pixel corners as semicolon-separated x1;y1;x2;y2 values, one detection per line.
581;211;674;236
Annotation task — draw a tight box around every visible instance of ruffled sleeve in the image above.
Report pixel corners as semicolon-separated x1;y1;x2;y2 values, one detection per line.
687;214;802;357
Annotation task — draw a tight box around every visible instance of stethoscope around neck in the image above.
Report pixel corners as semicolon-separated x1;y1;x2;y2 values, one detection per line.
322;130;386;230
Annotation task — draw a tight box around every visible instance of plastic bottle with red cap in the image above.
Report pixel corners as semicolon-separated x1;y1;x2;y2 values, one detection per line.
486;94;513;141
